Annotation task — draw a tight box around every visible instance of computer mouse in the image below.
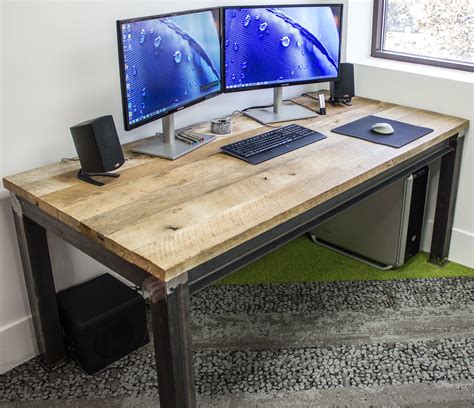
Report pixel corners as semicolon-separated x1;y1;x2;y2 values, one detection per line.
371;122;395;135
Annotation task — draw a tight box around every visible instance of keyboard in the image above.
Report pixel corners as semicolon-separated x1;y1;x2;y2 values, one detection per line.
220;124;326;164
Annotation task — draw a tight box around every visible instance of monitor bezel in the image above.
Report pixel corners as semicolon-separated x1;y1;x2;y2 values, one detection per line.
221;4;344;94
117;8;223;131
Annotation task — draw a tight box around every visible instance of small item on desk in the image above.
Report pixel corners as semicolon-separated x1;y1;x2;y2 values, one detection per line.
210;117;232;135
182;133;200;144
317;93;326;115
175;134;196;145
180;131;206;142
190;133;204;143
371;122;395;135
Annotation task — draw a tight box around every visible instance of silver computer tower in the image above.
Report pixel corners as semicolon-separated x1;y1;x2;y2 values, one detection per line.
310;167;429;269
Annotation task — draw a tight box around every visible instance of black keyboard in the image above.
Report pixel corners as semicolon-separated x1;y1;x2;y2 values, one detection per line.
220;124;326;164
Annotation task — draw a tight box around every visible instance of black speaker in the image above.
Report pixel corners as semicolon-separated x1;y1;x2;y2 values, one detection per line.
57;274;149;374
330;63;355;106
70;115;125;186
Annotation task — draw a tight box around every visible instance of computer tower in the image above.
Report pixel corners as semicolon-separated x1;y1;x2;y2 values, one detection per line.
57;274;149;374
310;167;429;269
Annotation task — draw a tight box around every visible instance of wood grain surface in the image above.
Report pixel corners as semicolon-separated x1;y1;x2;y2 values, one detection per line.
3;96;469;282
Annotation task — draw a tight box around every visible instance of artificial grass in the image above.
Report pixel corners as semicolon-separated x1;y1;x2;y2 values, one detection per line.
218;235;474;285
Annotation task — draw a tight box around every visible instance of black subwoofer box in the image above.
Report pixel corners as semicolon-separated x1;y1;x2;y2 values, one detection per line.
57;274;149;374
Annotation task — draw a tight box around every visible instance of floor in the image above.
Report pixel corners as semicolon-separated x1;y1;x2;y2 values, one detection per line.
1;277;473;407
217;237;474;285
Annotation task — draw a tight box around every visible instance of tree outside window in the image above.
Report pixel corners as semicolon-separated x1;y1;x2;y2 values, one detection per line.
372;0;474;71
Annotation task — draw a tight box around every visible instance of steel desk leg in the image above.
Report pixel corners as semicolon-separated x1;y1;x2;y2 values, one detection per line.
10;195;67;369
143;276;196;408
429;134;464;266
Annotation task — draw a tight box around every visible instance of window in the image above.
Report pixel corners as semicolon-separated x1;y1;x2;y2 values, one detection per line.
372;0;474;72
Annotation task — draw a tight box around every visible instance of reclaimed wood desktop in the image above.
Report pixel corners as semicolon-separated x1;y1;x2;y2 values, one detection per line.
3;96;468;407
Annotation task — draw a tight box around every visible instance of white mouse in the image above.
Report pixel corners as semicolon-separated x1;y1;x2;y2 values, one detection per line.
371;122;395;135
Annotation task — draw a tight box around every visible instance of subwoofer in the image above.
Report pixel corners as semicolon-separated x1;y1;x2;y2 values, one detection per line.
57;274;149;374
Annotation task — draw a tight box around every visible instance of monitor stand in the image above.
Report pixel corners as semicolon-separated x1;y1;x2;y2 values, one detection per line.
243;88;317;125
131;114;215;160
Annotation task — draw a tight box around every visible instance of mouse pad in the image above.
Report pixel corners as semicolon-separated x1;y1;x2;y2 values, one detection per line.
331;115;434;148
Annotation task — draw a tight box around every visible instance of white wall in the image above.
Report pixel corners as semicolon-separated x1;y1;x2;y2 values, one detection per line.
0;0;346;373
345;0;474;268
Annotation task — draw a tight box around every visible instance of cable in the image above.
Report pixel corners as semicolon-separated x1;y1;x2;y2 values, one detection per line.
262;122;282;129
231;109;281;129
61;157;79;163
302;92;319;101
301;92;328;103
240;97;308;112
285;98;319;113
62;157;129;164
242;111;282;128
241;104;273;112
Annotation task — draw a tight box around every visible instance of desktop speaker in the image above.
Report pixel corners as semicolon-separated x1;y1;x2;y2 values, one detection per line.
57;274;149;374
330;63;355;106
70;115;125;186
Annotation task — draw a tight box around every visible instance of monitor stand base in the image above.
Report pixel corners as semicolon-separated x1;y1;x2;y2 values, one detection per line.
131;114;216;160
242;87;317;125
243;104;317;125
132;134;215;160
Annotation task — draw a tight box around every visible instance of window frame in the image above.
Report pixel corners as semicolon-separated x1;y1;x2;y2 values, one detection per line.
371;0;474;72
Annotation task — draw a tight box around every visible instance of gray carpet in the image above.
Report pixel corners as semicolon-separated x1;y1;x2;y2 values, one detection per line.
1;277;473;407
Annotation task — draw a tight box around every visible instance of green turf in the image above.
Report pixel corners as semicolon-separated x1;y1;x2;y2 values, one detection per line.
217;236;473;285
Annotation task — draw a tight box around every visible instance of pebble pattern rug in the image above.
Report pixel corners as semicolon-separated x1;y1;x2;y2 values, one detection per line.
1;277;473;407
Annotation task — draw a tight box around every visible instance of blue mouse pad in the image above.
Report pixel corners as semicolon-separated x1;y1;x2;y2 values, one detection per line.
331;115;434;148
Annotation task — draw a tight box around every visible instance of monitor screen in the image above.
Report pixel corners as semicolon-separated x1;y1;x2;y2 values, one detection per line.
117;9;222;130
223;5;342;91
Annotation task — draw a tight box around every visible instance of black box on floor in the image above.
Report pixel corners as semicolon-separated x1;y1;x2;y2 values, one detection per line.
57;274;149;374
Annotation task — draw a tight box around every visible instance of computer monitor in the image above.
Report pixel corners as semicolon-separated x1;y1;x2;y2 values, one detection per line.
223;5;343;124
117;9;222;159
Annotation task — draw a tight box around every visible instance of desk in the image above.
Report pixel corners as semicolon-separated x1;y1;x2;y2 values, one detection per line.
3;96;468;407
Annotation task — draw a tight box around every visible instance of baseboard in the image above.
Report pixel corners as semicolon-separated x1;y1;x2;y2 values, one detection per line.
448;228;474;268
0;316;38;374
422;220;474;268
